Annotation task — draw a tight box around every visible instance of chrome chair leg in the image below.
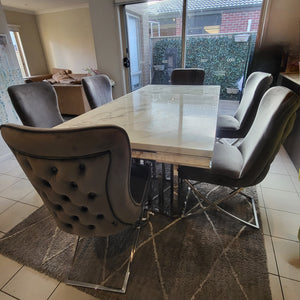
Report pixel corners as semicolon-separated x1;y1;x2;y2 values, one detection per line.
182;180;259;229
65;224;142;293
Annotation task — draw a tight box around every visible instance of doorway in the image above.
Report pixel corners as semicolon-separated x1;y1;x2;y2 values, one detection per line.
123;0;264;100
126;13;142;91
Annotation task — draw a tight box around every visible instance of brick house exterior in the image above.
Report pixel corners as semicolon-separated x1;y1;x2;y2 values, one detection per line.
221;10;261;33
126;0;263;91
146;0;263;36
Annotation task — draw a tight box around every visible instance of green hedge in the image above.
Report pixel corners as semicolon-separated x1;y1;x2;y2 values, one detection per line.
151;33;256;100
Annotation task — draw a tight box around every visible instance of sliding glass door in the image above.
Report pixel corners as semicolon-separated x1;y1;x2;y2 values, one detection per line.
126;13;142;91
125;0;183;88
124;0;263;100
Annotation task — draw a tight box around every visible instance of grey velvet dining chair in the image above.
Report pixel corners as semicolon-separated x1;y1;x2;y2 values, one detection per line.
158;68;205;206
82;74;113;109
171;68;205;85
0;124;151;293
7;81;65;128
216;71;273;139
178;86;300;229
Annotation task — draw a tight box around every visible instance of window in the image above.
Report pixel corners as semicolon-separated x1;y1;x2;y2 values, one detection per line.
187;14;221;35
123;0;264;99
9;25;30;78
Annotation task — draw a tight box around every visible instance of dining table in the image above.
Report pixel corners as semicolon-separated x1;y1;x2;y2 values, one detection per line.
56;84;221;214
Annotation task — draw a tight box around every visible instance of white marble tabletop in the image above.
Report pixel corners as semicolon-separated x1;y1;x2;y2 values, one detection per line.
57;85;220;167
280;73;300;85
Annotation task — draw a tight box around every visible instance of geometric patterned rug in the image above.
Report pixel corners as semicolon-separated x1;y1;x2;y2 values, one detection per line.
0;184;271;299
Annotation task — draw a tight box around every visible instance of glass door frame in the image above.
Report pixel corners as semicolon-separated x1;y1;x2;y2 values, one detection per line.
126;12;143;91
119;0;269;93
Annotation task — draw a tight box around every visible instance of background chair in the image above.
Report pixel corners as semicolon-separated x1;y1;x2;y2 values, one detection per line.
171;68;205;85
179;86;300;228
154;68;205;210
82;74;113;109
0;124;151;293
8;81;64;128
216;71;273;139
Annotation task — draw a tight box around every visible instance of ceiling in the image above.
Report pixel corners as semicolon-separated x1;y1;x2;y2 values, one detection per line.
1;0;89;14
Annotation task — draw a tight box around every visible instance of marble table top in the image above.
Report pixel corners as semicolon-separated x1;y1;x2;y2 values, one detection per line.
280;73;300;85
57;85;220;167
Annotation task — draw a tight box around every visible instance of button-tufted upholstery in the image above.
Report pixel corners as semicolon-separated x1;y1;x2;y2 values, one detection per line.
179;86;300;188
171;68;205;85
82;74;113;109
216;71;273;139
1;125;151;237
7;82;64;128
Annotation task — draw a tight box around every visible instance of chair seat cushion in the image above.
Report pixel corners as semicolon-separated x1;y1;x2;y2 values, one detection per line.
211;142;243;179
216;115;241;138
179;142;243;185
217;114;240;130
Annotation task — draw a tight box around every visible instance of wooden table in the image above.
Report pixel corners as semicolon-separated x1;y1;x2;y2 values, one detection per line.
57;84;220;168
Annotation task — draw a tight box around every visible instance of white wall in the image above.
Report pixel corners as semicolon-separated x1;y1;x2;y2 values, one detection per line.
0;2;22;124
4;9;48;75
88;0;125;98
37;7;97;74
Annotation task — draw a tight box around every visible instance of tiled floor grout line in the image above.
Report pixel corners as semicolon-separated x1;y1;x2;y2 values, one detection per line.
261;185;299;193
0;173;26;180
0;265;24;292
0;183;34;202
263;153;300;299
266;224;286;299
279;275;300;283
17;200;41;209
0;200;18;217
259;184;286;299
270;235;300;244
266;159;300;297
1;142;299;298
264;206;300;216
3;197;41;210
0;195;40;211
264;207;300;215
269;236;285;299
46;281;61;300
0;179;23;196
0;290;20;299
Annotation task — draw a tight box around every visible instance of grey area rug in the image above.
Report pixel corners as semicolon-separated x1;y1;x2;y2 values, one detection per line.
0;184;271;300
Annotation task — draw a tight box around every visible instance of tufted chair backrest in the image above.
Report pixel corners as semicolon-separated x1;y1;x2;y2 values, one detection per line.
0;124;142;237
238;86;300;185
82;74;113;109
234;71;273;136
171;68;205;85
8;82;64;128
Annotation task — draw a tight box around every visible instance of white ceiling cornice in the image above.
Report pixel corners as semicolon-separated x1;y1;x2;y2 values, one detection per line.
36;3;89;15
1;0;89;15
3;6;35;15
3;3;89;15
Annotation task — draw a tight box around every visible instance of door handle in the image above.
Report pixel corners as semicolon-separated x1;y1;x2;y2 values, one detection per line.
123;57;130;68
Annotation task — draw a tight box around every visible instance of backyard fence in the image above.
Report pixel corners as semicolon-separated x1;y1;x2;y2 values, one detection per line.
151;32;257;100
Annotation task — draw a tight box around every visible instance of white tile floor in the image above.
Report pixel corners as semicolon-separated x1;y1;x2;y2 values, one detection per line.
0;136;299;299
